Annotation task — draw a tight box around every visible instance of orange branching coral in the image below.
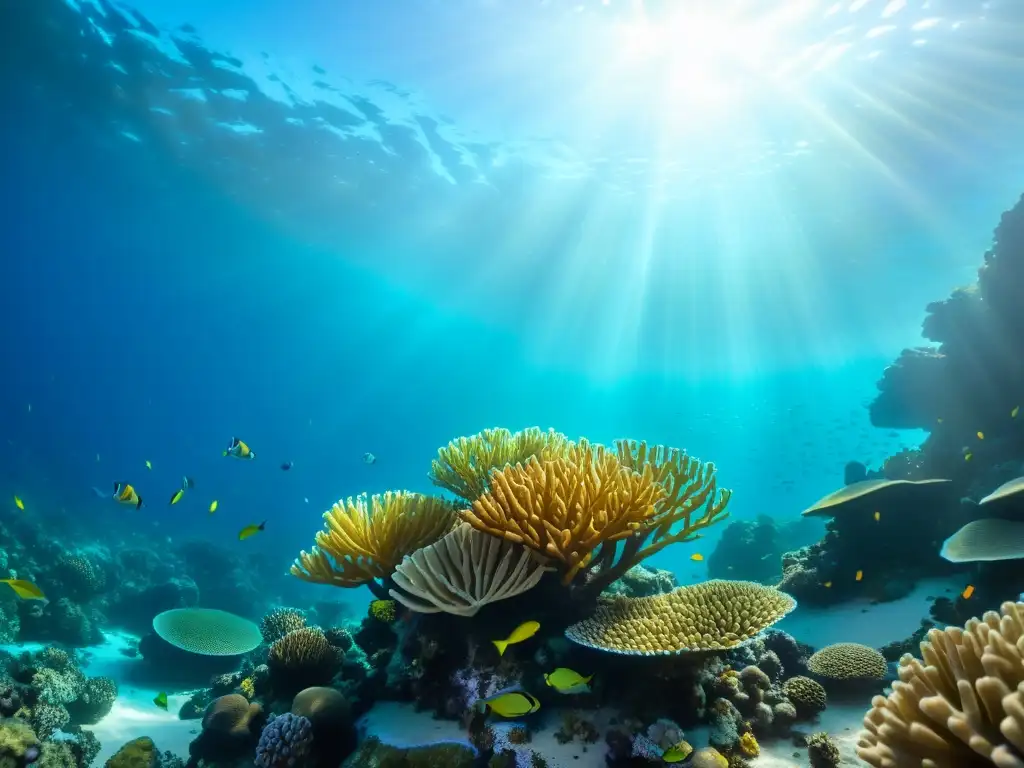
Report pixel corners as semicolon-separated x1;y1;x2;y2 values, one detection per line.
291;491;457;598
464;441;665;584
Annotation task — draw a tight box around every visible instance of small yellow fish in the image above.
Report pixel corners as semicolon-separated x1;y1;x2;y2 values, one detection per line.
962;584;975;600
823;581;832;588
662;740;694;763
1;579;46;601
873;511;880;522
493;620;540;656
153;691;168;710
855;570;864;582
543;668;593;694
977;431;985;440
238;521;266;540
965;452;973;462
209;500;218;514
14;496;24;511
479;690;540;718
169;489;185;506
145;460;153;470
689;553;704;562
1014;406;1020;419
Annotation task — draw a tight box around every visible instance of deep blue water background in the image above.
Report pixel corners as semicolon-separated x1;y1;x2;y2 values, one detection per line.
1;0;1023;603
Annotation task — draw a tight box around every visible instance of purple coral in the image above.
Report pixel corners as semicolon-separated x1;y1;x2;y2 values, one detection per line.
254;713;313;768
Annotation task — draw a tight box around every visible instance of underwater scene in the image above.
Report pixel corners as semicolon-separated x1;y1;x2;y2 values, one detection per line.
3;0;1024;766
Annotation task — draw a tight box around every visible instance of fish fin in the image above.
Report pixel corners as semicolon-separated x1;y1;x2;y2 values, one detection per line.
582;674;594;684
492;639;508;657
136;497;143;510
258;520;266;531
250;451;256;459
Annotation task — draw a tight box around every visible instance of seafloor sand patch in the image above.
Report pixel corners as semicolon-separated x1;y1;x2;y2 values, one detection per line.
752;702;869;767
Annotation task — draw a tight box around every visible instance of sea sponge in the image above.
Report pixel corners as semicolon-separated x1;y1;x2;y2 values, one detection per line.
255;712;313;768
268;628;338;693
739;731;760;757
783;676;828;718
259;608;307;643
291;492;457;593
564;580;796;655
429;427;571;502
806;732;841;768
152;607;262;655
857;600;1024;767
807;643;888;681
389;522;552;616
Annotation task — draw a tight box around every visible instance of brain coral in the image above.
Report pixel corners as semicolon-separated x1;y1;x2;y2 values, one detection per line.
153;608;262;656
857;600;1024;767
808;643;888;681
564;580;796;655
259;608;307;643
782;676;828;718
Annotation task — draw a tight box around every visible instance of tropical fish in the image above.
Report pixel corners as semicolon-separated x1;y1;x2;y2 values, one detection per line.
169;488;185;506
239;521;266;540
544;668;593;694
479;690;540;718
153;691;168;710
977;431;985;440
145;460;153;470
493;621;540;656
280;461;293;471
224;437;255;460
855;570;864;582
13;496;24;511
962;584;975;600
689;553;704;562
209;500;218;514
1014;406;1020;419
662;740;693;763
823;581;832;588
965;452;973;462
113;482;143;509
362;452;376;465
1;579;46;600
182;476;195;490
170;476;194;506
873;511;880;522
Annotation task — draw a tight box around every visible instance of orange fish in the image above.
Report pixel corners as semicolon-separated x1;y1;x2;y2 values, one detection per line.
962;584;975;600
855;570;863;582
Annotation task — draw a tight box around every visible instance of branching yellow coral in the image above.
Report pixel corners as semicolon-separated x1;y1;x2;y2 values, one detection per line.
291;491;457;598
463;441;665;583
429;427;570;503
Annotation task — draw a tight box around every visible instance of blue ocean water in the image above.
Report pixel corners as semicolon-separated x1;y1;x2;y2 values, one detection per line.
2;1;1024;765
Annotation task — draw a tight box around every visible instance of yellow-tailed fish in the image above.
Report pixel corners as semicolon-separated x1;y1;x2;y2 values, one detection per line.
1;579;46;601
873;511;880;522
224;437;255;460
209;500;218;514
113;482;143;509
238;521;266;540
689;553;704;562
170;476;196;505
493;620;540;656
1014;406;1020;419
662;741;693;763
14;495;24;511
169;489;185;506
977;431;985;440
855;569;864;582
544;668;593;694
145;460;153;470
962;584;975;600
153;691;168;710
965;452;973;462
480;691;540;718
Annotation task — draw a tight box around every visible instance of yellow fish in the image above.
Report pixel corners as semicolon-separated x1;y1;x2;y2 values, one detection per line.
662;741;693;763
479;691;540;718
224;437;255;460
145;460;153;470
1;579;46;601
977;431;985;440
962;584;975;600
208;500;218;514
153;691;168;710
965;452;973;462
238;521;266;540
823;581;832;588
169;477;195;506
14;496;24;511
689;553;704;562
169;489;185;506
493;620;540;656
1014;406;1020;419
855;570;864;582
113;482;143;509
543;668;593;694
873;511;880;522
